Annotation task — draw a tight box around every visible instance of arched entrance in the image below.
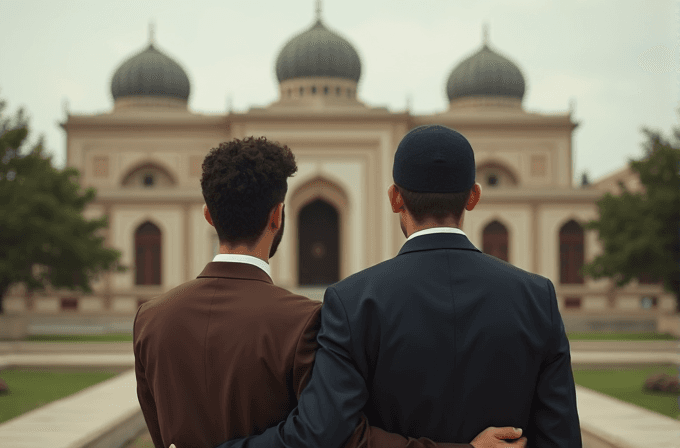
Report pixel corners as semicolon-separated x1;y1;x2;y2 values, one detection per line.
135;221;162;285
559;219;584;284
298;199;339;286
483;220;509;262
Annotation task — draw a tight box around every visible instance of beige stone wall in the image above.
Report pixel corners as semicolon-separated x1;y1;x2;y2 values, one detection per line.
34;297;59;314
77;141;219;190
659;297;676;312
191;204;217;279
112;296;137;314
582;296;608;311
79;296;104;313
3;297;26;314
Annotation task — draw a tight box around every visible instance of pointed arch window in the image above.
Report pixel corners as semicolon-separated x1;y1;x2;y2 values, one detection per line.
135;222;161;285
559;220;584;284
483;220;509;262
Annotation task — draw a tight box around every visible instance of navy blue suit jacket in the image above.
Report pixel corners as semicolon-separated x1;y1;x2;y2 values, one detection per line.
218;232;582;448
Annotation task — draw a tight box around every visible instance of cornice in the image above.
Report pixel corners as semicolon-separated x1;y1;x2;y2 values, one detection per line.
413;112;578;132
94;188;204;203
60;112;228;132
229;108;410;123
477;187;605;203
60;105;577;132
89;185;605;206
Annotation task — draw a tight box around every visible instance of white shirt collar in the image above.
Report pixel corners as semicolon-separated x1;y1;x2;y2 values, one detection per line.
212;254;272;279
406;226;467;242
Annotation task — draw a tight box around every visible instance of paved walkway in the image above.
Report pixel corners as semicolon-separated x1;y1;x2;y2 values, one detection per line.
571;350;680;366
0;370;144;448
577;386;680;448
1;350;678;371
0;342;678;448
1;340;676;355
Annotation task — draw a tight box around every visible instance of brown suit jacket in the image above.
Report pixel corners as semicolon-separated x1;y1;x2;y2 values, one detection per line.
134;261;472;448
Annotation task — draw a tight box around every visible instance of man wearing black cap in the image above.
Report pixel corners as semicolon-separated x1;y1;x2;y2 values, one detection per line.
219;125;581;447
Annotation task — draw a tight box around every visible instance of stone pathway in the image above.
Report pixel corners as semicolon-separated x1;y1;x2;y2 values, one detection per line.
0;340;678;448
0;370;144;448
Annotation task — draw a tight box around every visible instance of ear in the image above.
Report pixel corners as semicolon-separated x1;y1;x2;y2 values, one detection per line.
465;183;482;211
388;184;405;214
269;202;284;230
203;204;214;226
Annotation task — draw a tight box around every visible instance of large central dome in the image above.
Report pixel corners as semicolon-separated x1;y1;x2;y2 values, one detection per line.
446;32;525;103
275;18;362;83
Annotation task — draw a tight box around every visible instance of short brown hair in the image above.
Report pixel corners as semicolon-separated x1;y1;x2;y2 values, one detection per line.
395;184;472;224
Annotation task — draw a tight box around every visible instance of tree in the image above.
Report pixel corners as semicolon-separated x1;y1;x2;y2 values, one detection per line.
581;122;680;312
0;95;126;314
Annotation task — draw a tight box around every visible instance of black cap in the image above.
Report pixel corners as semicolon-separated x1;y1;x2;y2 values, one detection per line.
393;125;475;193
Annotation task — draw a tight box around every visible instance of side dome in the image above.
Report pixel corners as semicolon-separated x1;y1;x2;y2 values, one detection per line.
446;42;525;102
111;43;190;101
275;19;361;83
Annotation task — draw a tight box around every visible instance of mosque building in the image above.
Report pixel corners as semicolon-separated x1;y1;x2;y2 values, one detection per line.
4;6;675;323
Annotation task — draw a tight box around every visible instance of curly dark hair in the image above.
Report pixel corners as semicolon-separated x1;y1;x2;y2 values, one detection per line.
201;136;297;245
395;184;472;224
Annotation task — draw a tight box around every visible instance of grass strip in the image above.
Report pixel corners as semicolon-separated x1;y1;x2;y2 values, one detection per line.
567;332;678;341
24;333;133;342
573;366;679;419
0;368;120;423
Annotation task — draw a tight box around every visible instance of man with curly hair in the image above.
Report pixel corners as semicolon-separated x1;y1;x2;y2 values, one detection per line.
133;136;526;448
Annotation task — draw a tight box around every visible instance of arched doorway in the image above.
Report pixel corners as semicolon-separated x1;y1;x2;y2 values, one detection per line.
135;221;161;285
559;220;584;284
483;220;509;262
298;199;339;286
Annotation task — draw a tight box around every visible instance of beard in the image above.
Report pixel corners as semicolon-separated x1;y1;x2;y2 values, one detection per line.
269;208;285;258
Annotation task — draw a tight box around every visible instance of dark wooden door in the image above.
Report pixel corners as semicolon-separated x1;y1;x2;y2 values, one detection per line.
559;221;584;284
483;220;509;262
298;200;339;286
135;222;161;285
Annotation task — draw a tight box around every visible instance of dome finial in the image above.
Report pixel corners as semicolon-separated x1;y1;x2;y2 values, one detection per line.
315;0;322;22
149;21;155;46
482;23;489;47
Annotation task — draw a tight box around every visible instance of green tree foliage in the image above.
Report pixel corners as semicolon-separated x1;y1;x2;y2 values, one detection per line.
0;96;126;314
582;123;680;311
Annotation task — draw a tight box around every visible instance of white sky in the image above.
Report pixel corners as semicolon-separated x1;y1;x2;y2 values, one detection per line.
1;0;678;185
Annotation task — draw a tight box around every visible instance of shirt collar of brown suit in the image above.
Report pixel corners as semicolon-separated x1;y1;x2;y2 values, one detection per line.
197;261;273;285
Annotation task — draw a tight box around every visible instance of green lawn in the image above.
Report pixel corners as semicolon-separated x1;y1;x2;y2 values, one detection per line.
567;332;678;341
0;369;120;423
24;333;133;342
573;366;680;419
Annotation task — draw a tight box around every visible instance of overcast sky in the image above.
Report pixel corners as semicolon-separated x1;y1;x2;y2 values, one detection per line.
1;0;678;185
